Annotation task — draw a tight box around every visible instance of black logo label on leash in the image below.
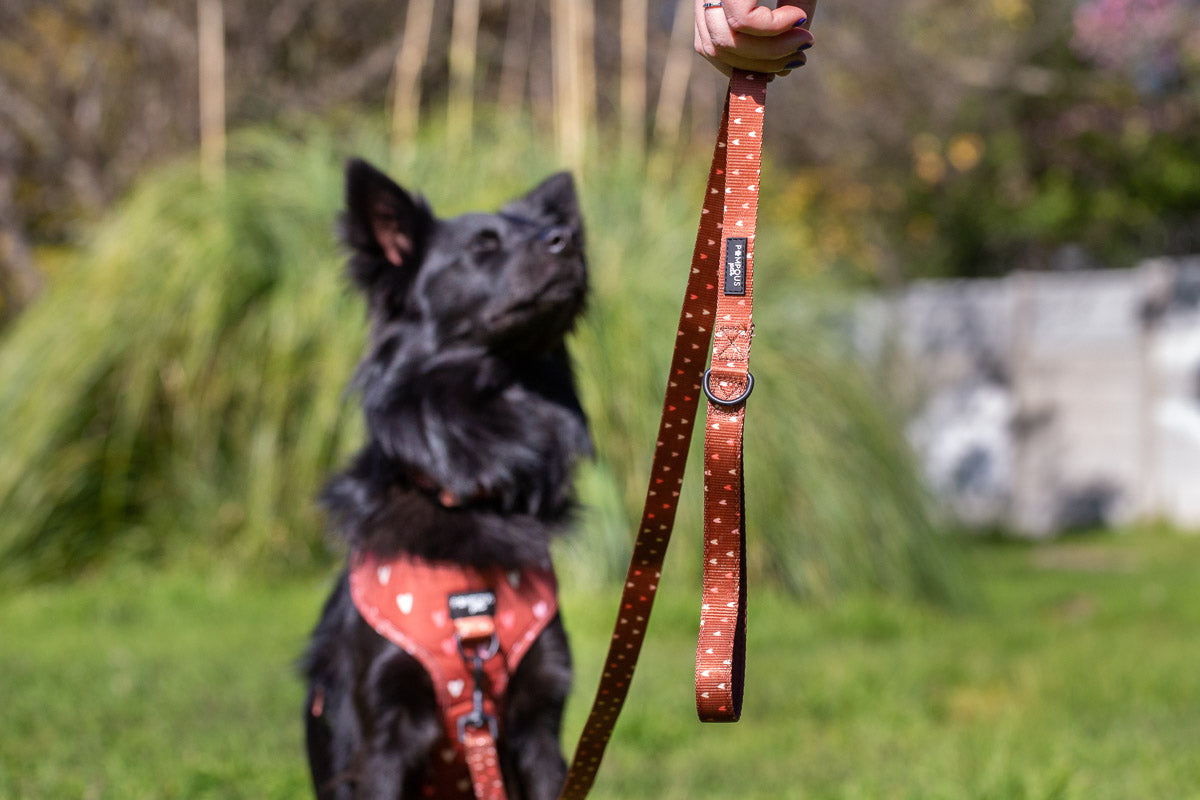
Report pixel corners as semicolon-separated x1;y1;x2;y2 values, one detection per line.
724;238;747;296
449;591;497;619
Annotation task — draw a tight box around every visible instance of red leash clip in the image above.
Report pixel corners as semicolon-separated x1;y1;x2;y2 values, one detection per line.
452;596;506;799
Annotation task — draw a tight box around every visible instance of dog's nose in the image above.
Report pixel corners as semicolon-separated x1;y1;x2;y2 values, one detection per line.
541;226;575;256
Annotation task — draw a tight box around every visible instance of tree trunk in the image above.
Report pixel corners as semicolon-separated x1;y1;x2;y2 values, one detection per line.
551;0;579;169
620;0;648;157
197;0;226;186
552;0;596;173
390;0;436;160
498;0;536;112
447;0;482;145
652;0;695;157
575;0;597;140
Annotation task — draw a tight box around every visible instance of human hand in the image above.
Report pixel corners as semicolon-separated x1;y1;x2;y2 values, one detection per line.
694;0;816;77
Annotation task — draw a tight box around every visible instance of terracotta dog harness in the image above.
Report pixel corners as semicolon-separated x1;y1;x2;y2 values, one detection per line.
349;551;559;799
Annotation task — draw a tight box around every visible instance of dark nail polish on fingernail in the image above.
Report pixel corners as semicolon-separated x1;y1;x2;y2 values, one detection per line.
785;59;806;69
797;42;812;52
792;18;808;28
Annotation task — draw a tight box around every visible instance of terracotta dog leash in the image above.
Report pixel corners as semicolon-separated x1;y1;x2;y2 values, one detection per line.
695;67;766;724
558;4;814;794
558;67;770;799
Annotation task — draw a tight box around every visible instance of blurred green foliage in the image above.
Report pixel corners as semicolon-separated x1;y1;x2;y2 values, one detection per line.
904;62;1200;276
4;0;1198;309
756;0;1200;282
0;127;359;579
0;118;963;603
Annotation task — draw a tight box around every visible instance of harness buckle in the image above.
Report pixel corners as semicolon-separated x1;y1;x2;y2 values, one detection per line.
455;629;500;661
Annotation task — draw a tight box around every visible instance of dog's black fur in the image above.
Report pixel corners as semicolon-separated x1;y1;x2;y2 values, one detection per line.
302;159;591;799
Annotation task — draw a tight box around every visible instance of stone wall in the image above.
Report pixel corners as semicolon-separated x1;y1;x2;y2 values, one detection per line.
858;256;1200;536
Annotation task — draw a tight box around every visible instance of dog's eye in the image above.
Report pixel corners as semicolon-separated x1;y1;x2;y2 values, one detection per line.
468;230;502;260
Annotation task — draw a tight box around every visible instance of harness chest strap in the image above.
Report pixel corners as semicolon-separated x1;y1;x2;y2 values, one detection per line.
350;552;559;800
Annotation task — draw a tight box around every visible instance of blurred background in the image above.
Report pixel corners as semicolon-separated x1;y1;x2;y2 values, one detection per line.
2;1;1199;798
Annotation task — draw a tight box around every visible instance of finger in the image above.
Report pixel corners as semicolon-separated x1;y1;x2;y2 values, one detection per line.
696;0;733;74
695;0;718;56
696;0;811;76
710;49;806;76
701;1;813;59
712;28;812;62
721;0;807;37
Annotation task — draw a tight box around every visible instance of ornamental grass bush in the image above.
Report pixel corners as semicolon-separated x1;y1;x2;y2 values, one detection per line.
0;116;964;603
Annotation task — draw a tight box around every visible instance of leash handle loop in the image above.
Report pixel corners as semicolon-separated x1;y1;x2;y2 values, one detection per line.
696;68;766;723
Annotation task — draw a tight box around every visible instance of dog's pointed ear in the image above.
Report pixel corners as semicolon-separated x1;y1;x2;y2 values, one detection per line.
505;172;580;227
341;159;432;271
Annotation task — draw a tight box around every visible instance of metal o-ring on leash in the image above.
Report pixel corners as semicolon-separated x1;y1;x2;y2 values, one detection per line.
702;368;754;407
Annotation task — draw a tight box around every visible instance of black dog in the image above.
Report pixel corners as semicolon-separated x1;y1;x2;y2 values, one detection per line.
302;159;591;799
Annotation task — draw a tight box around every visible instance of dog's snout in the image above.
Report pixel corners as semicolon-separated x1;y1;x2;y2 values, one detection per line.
541;226;574;256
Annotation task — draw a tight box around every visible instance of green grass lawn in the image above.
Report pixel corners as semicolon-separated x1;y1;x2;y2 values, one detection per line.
3;531;1200;799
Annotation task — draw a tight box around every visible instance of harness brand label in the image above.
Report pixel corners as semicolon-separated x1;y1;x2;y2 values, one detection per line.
448;590;497;619
724;237;748;296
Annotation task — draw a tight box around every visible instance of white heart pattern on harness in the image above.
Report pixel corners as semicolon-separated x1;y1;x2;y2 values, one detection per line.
396;593;414;614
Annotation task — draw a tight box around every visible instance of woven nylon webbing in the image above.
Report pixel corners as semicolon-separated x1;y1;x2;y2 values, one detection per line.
557;70;766;799
695;71;765;723
463;728;506;800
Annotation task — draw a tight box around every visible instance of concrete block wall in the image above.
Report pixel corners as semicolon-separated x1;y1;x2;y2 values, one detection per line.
858;256;1200;536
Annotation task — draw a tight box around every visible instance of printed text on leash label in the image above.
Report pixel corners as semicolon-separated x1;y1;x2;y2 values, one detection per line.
724;238;747;296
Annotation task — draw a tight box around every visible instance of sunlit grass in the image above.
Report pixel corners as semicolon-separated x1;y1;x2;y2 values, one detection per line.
1;530;1198;798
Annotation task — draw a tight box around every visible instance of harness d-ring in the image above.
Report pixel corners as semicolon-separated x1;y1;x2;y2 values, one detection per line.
702;368;755;407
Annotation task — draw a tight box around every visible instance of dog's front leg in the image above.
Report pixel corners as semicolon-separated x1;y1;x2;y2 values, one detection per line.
503;618;573;800
509;724;567;800
357;650;443;799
